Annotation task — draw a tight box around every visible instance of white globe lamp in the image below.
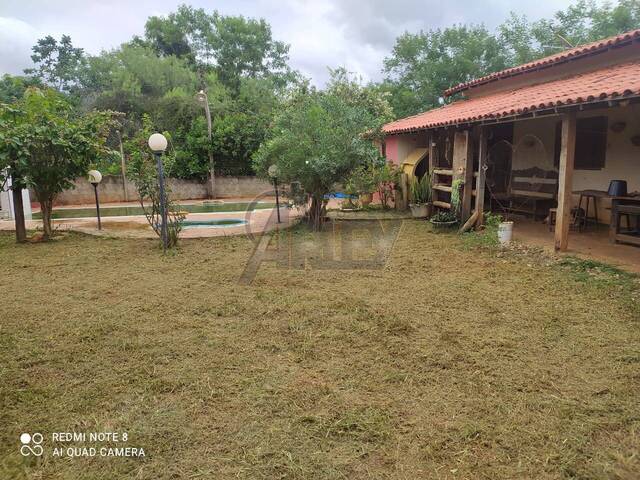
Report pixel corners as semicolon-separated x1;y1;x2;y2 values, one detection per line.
88;169;102;185
148;133;168;153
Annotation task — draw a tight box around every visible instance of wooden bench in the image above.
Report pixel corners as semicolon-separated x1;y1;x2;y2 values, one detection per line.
503;167;558;220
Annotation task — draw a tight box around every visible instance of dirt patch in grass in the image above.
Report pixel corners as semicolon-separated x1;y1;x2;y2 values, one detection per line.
0;221;639;479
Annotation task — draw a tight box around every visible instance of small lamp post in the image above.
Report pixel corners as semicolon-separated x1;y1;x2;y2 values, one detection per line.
148;133;169;252
268;164;281;224
88;169;103;230
196;90;215;199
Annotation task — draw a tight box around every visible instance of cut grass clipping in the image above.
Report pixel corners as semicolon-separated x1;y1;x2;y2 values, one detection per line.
0;221;638;479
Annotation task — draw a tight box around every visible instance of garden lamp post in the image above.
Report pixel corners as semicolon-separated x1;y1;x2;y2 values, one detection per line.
148;133;169;252
88;169;103;230
268;164;281;224
195;90;215;199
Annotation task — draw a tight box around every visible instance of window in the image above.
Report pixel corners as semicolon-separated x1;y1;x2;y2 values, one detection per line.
576;116;608;169
554;116;608;170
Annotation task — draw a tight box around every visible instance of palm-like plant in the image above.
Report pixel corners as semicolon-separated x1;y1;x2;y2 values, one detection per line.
409;173;432;205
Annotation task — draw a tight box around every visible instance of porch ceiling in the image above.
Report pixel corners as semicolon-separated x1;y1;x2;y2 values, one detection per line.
383;60;640;135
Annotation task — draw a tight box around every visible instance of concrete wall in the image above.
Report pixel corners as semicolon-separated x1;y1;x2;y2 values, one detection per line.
213;176;273;198
510;103;640;223
47;175;272;206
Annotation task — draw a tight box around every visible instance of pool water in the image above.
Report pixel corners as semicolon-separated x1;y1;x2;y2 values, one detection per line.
35;202;275;220
181;219;247;228
325;192;357;199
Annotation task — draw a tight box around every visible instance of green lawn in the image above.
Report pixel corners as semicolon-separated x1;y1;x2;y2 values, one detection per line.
0;222;639;479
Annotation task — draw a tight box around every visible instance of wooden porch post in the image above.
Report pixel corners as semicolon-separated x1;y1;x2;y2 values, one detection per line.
554;111;577;252
453;130;473;222
475;126;488;227
428;131;436;174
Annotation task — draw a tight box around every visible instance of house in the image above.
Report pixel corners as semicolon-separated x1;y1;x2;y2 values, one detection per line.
382;29;640;254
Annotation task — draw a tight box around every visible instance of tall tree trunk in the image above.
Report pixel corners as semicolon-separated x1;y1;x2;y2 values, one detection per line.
12;187;27;243
40;198;53;240
308;193;324;231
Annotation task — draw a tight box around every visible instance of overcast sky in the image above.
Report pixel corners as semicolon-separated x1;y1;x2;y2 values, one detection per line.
0;0;577;85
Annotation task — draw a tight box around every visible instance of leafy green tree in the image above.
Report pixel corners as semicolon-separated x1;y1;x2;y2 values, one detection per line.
0;88;116;239
382;25;508;117
210;13;292;90
498;13;541;65
384;1;640;118
24;35;87;93
0;75;44;103
527;0;640;51
144;8;196;61
19;6;297;182
143;5;293;90
144;4;220;63
0;102;30;242
253;71;392;230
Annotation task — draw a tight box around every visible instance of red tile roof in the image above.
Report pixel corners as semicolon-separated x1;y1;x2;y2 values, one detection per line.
444;29;640;97
383;60;640;134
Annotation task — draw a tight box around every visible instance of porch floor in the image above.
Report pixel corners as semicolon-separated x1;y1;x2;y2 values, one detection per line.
511;216;640;273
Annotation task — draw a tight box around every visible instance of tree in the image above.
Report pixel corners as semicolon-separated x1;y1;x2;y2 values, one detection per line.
0;75;44;104
383;1;640;118
24;35;87;93
0;102;29;242
0;88;115;239
143;5;293;90
210;13;292;90
500;1;640;61
382;25;508;117
253;71;392;230
527;0;640;51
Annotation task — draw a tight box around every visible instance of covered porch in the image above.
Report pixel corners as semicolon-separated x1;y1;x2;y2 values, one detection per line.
399;106;640;264
382;46;640;265
514;216;640;273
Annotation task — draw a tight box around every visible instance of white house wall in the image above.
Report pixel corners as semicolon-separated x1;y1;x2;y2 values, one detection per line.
511;104;640;223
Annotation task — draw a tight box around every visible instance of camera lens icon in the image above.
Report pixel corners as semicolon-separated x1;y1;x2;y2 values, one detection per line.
20;432;43;456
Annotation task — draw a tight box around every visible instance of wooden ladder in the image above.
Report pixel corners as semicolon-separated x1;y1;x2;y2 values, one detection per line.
431;168;453;210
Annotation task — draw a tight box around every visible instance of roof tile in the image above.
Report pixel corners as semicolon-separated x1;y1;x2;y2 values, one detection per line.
383;60;640;134
444;29;640;97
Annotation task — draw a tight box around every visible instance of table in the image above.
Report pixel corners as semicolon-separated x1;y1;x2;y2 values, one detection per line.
572;190;608;230
610;196;640;246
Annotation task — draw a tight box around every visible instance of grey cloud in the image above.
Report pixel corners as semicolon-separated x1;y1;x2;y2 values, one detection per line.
0;17;39;75
0;0;577;83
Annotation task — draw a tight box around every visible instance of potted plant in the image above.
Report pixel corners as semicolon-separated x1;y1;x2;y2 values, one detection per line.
347;165;376;208
429;210;458;231
339;179;361;211
373;161;400;209
359;191;373;208
430;178;461;231
409;174;432;218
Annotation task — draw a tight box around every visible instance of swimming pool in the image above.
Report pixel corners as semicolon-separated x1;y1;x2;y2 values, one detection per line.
324;192;357;199
34;202;275;220
181;218;247;229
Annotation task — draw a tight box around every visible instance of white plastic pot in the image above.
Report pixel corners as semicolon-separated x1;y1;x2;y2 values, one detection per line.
409;203;429;218
497;221;514;245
